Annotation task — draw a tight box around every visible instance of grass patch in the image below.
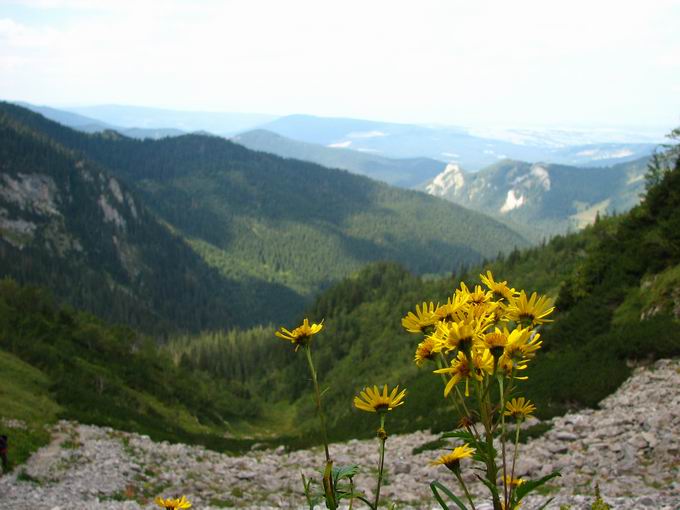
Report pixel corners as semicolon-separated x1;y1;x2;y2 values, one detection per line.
519;422;552;444
0;350;60;470
412;438;448;455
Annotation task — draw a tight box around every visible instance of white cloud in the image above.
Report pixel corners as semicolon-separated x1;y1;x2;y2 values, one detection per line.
0;0;678;128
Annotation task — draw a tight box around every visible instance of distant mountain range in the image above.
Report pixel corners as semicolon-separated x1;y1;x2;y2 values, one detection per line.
66;104;276;135
424;157;650;241
233;129;446;188
256;114;658;169
0;102;527;332
16;102;660;171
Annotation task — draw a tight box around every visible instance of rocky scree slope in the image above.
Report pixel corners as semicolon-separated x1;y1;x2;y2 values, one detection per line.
1;359;678;509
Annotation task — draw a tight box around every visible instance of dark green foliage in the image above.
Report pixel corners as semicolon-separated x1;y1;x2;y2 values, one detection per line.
0;279;261;449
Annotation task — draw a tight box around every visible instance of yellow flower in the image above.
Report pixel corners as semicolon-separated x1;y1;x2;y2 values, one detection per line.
471;348;494;380
504;397;536;419
504;474;525;487
466;283;493;306
155;496;192;509
497;352;528;380
275;318;323;351
480;270;516;301
433;351;472;397
354;384;406;413
504;328;542;360
434;292;470;322
401;301;439;333
430;444;476;472
414;337;436;366
481;326;509;351
506;291;555;326
430;320;477;354
501;502;522;510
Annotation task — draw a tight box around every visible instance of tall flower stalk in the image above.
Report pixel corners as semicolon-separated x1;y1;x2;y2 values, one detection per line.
354;384;406;509
276;318;337;509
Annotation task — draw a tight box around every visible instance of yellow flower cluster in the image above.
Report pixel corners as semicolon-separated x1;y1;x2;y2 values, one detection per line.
402;271;555;397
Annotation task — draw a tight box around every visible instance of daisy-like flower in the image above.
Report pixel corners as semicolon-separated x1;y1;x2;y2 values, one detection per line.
504;328;542;361
497;352;529;380
155;496;192;509
434;351;473;397
506;291;555;326
354;384;406;413
430;444;476;473
467;283;493;306
504;397;536;420
481;326;509;353
401;301;439;334
480;270;516;301
471;348;494;380
414;337;436;366
275;318;323;351
434;292;470;322
430;320;477;354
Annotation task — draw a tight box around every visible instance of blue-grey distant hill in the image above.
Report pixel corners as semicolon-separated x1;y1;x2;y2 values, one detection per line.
233;129;446;188
258;114;657;170
67;104;277;136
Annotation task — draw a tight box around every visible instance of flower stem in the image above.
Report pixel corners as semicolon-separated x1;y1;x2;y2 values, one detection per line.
304;344;336;510
509;420;522;502
454;470;477;510
475;378;501;510
304;344;331;462
499;377;509;509
374;414;387;509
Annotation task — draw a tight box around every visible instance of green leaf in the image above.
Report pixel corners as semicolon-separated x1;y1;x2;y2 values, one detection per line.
430;480;469;510
332;464;359;482
514;471;561;501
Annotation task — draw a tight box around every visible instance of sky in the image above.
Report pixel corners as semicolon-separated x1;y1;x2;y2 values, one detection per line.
1;0;679;130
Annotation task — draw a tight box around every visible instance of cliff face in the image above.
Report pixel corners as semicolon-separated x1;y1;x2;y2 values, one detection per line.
1;359;678;509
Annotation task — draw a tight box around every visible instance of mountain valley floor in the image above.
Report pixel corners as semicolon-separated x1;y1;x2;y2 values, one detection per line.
1;359;678;510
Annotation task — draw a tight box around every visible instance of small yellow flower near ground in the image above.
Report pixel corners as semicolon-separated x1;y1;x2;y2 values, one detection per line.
504;474;525;487
506;291;555;326
501;501;523;510
430;444;476;472
354;384;406;413
155;495;192;509
275;318;323;351
504;397;536;420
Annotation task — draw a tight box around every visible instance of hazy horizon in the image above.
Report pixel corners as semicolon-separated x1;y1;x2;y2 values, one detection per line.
1;0;679;131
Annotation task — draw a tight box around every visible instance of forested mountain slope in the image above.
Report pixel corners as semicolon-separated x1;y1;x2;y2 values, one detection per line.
171;144;680;444
0;106;300;333
0;103;528;324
